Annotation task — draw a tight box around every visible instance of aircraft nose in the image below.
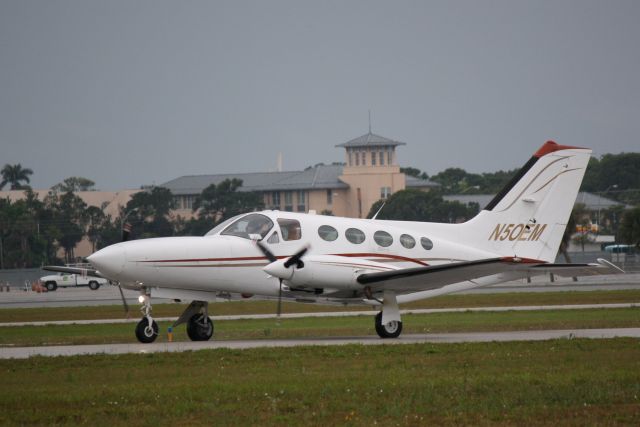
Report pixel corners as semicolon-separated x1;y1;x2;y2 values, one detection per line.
87;244;126;279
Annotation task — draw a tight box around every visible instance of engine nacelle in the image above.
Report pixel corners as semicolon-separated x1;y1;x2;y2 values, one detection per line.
264;255;397;290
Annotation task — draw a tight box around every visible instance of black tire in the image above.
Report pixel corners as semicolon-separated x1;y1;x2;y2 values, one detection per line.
374;312;403;339
88;281;100;290
45;281;58;292
186;314;214;341
135;318;159;343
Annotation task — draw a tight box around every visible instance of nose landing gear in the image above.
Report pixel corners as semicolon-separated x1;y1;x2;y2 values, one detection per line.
135;292;159;343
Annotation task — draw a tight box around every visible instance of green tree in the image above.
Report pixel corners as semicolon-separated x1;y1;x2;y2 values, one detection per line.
619;206;640;248
51;177;96;192
400;167;429;180
125;187;176;239
0;164;34;190
181;179;264;236
193;179;263;220
368;189;478;222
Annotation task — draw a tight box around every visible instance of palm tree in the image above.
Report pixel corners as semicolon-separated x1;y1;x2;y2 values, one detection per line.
0;164;34;190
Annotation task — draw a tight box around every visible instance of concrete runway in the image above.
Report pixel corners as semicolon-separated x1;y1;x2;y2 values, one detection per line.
2;328;639;359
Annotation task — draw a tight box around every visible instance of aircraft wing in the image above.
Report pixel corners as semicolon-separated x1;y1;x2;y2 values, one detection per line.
357;257;624;294
42;265;104;278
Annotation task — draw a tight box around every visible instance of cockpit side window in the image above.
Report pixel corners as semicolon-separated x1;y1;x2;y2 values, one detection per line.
221;214;274;239
277;218;302;241
267;231;280;244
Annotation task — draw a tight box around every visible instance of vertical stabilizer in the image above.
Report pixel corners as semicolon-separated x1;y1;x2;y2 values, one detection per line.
461;141;591;262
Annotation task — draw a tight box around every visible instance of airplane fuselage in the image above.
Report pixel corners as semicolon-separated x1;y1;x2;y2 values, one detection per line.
88;210;499;301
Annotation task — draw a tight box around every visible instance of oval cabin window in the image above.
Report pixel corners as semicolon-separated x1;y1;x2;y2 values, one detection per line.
421;237;434;250
345;228;366;244
318;225;338;241
374;230;393;247
400;234;416;249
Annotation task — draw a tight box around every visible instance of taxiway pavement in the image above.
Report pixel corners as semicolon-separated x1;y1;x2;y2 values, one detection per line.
1;302;638;327
1;328;639;359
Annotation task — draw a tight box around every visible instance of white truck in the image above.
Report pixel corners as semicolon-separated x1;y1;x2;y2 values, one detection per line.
39;272;108;291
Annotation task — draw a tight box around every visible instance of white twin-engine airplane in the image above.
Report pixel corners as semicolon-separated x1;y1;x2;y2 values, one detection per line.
45;141;623;343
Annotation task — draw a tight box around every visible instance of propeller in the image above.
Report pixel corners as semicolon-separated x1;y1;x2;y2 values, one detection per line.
255;240;309;318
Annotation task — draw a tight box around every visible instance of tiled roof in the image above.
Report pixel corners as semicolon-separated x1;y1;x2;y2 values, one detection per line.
335;132;406;148
161;164;439;195
160;165;349;195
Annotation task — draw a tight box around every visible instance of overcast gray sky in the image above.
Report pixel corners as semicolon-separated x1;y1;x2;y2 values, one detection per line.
1;1;639;190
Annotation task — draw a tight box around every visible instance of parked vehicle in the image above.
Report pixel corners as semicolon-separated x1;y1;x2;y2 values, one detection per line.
39;272;108;291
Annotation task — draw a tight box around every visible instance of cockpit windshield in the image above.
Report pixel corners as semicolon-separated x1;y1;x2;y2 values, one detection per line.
204;214;244;236
220;213;274;239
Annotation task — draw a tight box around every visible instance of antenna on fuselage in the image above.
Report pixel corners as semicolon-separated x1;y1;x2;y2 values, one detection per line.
371;202;386;220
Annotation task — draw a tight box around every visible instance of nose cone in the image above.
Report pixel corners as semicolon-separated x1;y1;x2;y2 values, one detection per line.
87;244;126;279
263;260;293;280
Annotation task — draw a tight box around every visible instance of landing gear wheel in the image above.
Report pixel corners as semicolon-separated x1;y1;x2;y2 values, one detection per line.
375;312;402;339
45;282;57;291
135;318;159;343
88;281;100;290
186;314;214;341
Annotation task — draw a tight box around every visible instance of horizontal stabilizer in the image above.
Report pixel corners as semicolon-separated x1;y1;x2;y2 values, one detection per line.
357;258;624;295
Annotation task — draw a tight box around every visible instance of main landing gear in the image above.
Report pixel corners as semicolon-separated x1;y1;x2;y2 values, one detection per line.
373;290;403;339
133;295;215;344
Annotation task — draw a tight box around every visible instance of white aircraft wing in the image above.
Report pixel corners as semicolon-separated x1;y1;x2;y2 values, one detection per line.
356;257;623;295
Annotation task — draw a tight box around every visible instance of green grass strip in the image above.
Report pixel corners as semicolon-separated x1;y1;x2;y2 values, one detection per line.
1;339;639;426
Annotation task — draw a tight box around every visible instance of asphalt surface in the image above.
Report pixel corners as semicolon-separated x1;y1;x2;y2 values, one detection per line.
1;274;639;309
1;302;638;327
2;328;639;359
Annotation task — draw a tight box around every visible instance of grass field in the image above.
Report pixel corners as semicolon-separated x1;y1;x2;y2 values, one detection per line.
1;339;639;426
1;289;640;323
1;307;639;347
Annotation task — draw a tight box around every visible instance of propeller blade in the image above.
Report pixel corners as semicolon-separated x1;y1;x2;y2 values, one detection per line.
283;246;308;269
255;240;277;263
276;279;283;319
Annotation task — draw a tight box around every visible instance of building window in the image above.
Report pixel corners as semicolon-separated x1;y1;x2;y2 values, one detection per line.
355;151;360;166
387;150;393;165
371;151;376;166
381;187;392;199
361;152;366;166
379;151;384;166
348;150;352;166
284;191;293;211
173;196;182;209
326;189;333;205
297;190;306;212
271;191;280;209
176;195;195;210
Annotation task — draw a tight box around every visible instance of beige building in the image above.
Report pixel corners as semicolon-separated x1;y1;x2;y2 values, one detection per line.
163;131;438;219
